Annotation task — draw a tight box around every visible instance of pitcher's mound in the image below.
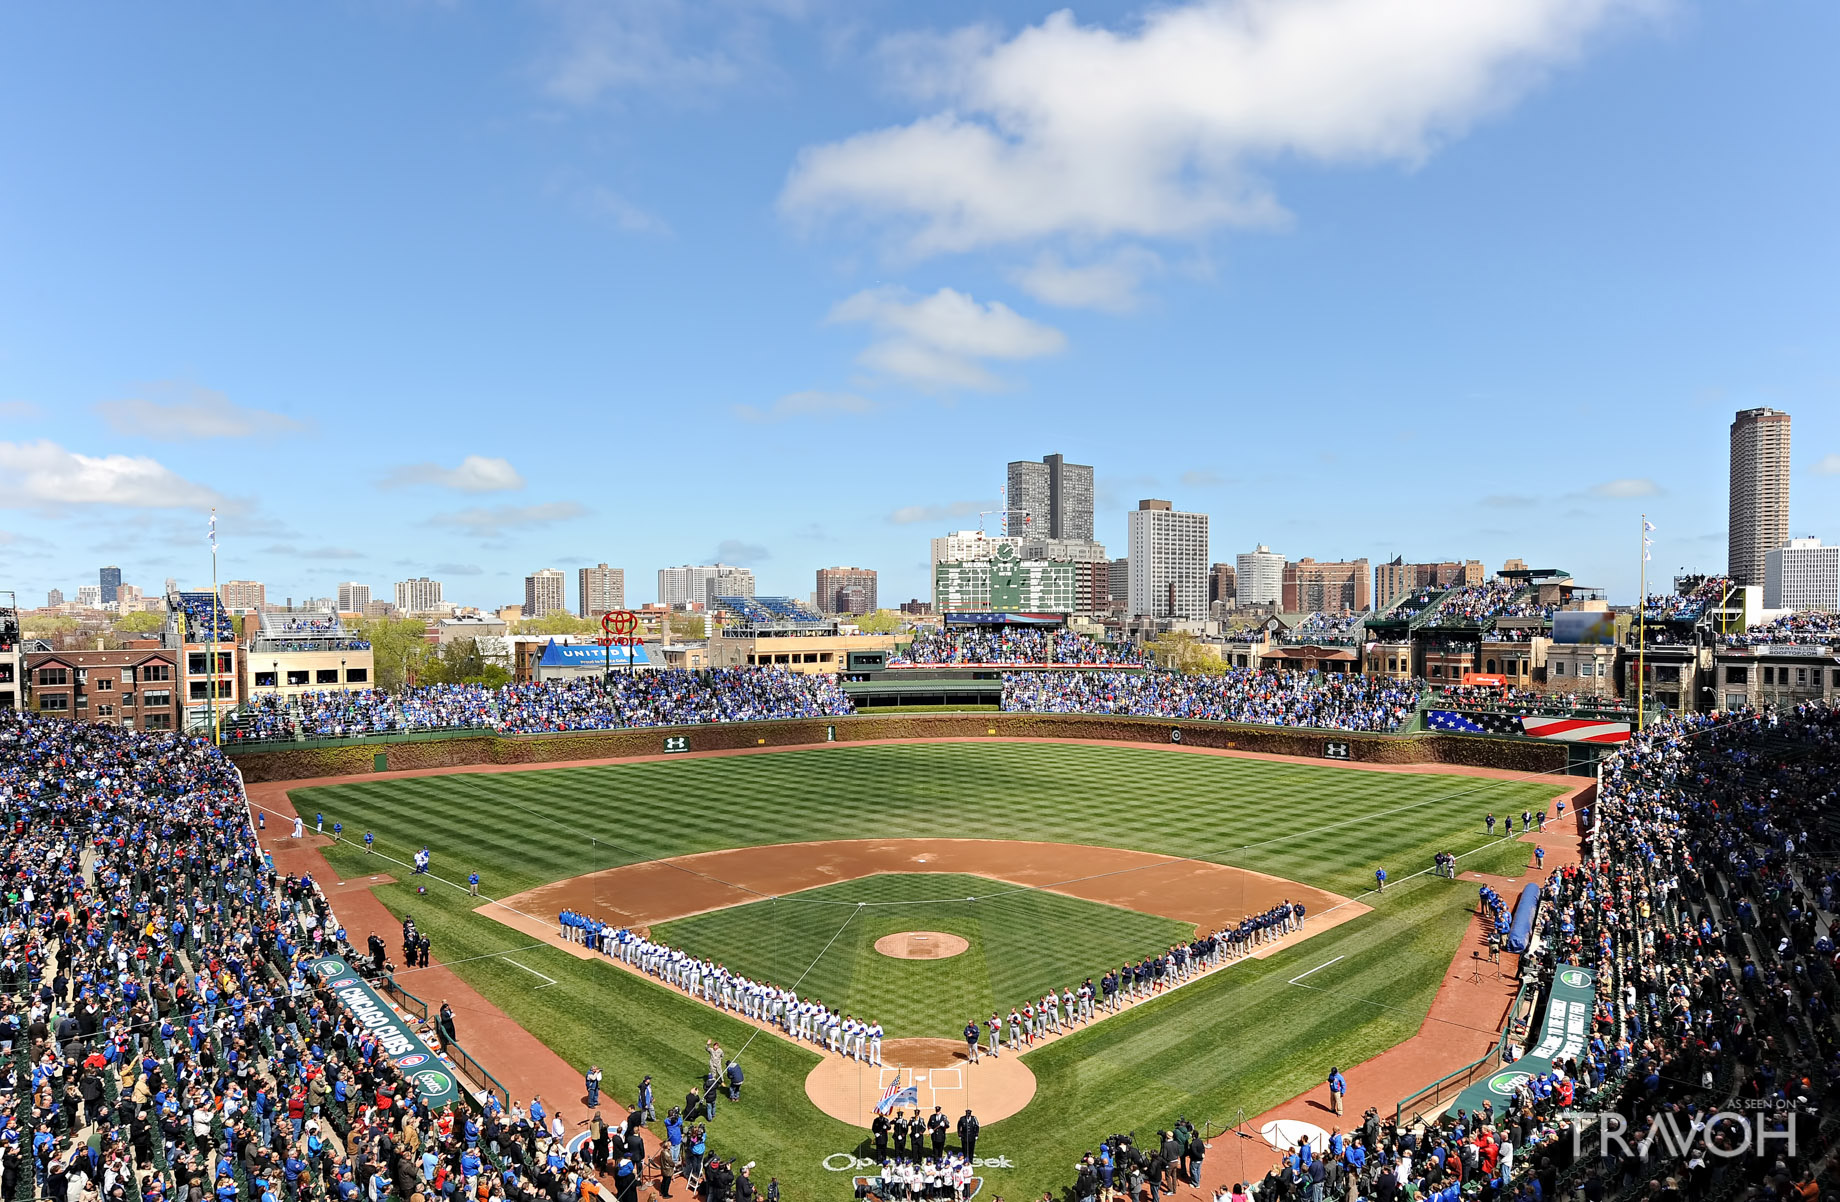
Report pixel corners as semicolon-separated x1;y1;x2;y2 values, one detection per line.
805;1038;1035;1126
875;931;969;960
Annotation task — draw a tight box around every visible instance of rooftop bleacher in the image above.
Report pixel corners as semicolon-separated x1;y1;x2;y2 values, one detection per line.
171;589;237;642
711;594;828;626
253;608;371;652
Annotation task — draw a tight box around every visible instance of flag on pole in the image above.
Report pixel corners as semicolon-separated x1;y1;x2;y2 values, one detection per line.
209;509;218;551
875;1071;917;1115
1642;519;1655;562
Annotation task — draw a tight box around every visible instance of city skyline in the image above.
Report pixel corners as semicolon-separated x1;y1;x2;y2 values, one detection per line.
0;4;1835;607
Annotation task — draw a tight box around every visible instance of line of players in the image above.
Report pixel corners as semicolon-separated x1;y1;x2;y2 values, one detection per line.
557;897;1309;1057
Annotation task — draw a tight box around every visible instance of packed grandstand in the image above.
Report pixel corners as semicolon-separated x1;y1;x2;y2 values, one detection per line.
891;627;1149;666
5;686;1834;1202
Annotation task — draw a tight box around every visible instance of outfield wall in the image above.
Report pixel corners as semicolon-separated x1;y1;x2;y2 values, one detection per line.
226;711;1571;783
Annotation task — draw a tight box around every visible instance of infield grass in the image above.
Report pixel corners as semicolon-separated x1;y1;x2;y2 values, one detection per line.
302;741;1564;1199
652;872;1194;1038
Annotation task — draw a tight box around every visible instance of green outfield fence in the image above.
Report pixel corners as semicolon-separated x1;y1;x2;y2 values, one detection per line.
1393;975;1537;1126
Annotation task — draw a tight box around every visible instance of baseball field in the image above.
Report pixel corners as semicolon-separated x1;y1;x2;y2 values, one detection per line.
295;740;1570;1199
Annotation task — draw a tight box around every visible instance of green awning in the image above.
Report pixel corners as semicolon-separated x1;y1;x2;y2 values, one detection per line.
306;955;465;1110
1450;964;1595;1119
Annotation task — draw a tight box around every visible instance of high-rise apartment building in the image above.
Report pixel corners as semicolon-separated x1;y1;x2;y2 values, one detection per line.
1765;538;1838;612
99;566;121;605
46;589;64;608
1372;557;1485;608
705;568;755;608
1209;563;1237;605
1235;546;1284;607
220;580;266;612
578;564;626;617
394;577;444;614
656;565;746;608
75;585;102;607
1108;559;1129;606
1729;407;1792;586
1127;500;1209;619
1282;558;1371;613
1006;453;1094;541
524;569;567;619
815;567;878;615
336;582;371;614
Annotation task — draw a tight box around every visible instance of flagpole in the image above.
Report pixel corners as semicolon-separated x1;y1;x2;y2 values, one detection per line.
1637;513;1646;731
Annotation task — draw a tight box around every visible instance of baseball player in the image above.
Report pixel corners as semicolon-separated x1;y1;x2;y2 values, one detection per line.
985;1013;1002;1059
867;1019;883;1066
1006;1007;1023;1051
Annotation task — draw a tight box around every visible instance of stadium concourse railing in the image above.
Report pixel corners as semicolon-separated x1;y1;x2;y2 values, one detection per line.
384;973;512;1112
1392;975;1538;1126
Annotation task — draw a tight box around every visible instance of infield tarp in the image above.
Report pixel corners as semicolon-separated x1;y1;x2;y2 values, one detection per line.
1449;964;1596;1119
305;955;464;1109
1506;882;1542;953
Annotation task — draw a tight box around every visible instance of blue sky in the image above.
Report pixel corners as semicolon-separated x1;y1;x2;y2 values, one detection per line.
1;0;1835;611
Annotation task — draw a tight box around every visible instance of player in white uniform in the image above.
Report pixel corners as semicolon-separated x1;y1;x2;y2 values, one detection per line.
867;1020;883;1066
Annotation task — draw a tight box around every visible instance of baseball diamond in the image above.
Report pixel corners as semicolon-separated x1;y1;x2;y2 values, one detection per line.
278;736;1577;1199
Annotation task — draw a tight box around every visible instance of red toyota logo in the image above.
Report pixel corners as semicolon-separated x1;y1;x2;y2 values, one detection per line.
602;610;639;637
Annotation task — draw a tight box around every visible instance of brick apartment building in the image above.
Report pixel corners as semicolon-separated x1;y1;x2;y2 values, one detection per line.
25;648;182;730
1281;558;1370;613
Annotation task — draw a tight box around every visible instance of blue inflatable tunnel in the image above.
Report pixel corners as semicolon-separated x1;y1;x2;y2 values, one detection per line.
1505;882;1542;953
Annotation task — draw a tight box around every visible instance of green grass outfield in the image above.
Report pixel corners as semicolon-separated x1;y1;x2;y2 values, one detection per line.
303;741;1563;1198
651;873;1196;1038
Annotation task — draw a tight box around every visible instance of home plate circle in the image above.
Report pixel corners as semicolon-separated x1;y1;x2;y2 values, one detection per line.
1262;1118;1329;1153
805;1038;1036;1126
874;931;970;960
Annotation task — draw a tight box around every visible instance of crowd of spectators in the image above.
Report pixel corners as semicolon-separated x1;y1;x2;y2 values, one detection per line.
1720;613;1840;648
174;595;236;643
1387;588;1446;622
1642;577;1733;624
1425;686;1635;716
223;670;854;743
1277;613;1364;644
893;627;1148;666
1002;669;1421;732
1421;583;1555;629
0;707;773;1202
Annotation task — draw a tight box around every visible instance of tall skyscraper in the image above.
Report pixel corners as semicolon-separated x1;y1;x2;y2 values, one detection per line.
1729;407;1791;586
578;565;626;617
1235;545;1284;606
1209;563;1237;605
524;569;566;619
46;589;64;608
99;566;121;605
1006;453;1093;541
1108;558;1129;605
336;582;371;613
394;577;444;614
705;568;755;608
1127;500;1209;619
815;567;878;615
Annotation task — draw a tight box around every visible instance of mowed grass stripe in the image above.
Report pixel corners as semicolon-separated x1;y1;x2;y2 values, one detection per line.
297;742;1564;899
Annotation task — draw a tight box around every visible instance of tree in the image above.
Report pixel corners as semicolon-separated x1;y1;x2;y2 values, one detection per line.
852;609;907;634
1147;631;1230;675
23;615;80;638
514;612;599;636
421;638;485;685
115;611;166;635
352;616;431;692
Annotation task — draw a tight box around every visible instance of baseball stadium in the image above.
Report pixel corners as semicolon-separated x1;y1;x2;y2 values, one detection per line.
229;674;1597;1202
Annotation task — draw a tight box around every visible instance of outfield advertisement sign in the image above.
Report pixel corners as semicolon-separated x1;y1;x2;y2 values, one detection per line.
306;956;464;1109
1450;963;1595;1117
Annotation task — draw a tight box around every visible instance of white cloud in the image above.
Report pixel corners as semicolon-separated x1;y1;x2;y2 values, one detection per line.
713;539;771;565
96;385;306;441
732;390;878;422
537;0;803;104
0;440;225;511
428;501;588;538
829;286;1065;391
383;456;527;494
1010;247;1162;312
1591;477;1661;498
783;0;1651;256
1812;453;1840;476
888;498;999;525
582;187;672;235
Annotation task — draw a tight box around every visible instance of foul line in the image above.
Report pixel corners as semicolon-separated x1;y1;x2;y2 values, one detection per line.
1288;955;1344;985
504;959;558;989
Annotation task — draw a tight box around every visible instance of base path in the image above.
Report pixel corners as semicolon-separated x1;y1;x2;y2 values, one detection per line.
805;1038;1035;1127
876;932;969;960
497;838;1360;939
